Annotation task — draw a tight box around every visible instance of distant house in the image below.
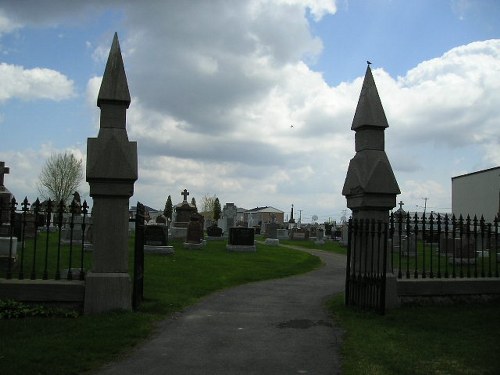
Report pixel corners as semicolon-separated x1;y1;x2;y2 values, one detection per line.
129;204;162;223
452;166;500;223
244;206;285;226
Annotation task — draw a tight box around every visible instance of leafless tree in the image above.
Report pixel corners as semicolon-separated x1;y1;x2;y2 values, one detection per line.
37;152;84;205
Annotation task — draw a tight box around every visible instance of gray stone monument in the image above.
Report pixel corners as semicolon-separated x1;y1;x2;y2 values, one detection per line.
221;203;237;234
342;64;400;309
0;161;13;226
171;189;197;239
84;33;138;314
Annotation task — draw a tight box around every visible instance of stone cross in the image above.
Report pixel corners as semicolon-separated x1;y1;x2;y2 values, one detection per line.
0;161;9;187
181;189;189;202
398;201;404;210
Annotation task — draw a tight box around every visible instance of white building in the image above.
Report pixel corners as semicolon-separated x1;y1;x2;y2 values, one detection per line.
452;166;500;223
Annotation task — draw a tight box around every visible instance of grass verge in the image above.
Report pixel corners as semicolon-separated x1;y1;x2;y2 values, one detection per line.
0;238;320;375
328;294;500;375
278;238;347;254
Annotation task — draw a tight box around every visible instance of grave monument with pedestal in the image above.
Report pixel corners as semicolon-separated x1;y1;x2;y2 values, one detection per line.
342;64;401;310
84;33;137;314
171;189;197;240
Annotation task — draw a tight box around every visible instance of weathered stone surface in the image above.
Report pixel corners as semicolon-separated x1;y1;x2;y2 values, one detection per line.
84;33;136;314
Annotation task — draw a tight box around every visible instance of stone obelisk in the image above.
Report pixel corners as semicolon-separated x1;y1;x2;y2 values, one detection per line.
84;33;138;314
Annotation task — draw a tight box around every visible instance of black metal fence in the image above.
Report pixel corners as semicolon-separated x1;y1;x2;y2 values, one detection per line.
132;202;145;311
389;213;499;279
0;197;90;280
345;218;388;314
345;213;500;314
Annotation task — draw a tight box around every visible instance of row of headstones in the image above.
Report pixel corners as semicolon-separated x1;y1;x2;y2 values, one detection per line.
386;233;499;264
0;213;93;259
143;221;258;253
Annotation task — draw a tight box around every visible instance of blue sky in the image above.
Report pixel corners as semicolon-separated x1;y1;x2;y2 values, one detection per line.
0;0;499;223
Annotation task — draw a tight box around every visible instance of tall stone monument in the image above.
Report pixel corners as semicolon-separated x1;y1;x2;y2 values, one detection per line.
342;65;400;223
0;162;13;225
84;33;138;314
342;64;400;308
170;189;198;239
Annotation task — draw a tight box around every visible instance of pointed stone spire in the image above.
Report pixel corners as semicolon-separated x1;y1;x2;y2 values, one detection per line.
97;33;131;108
342;64;400;205
351;65;388;130
85;32;137;314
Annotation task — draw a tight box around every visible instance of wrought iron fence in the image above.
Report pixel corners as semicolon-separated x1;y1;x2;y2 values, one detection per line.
0;197;90;280
389;213;499;279
345;218;388;314
132;202;145;311
346;213;500;313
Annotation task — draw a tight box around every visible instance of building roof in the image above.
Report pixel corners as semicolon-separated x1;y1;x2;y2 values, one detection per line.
246;206;284;214
451;166;500;180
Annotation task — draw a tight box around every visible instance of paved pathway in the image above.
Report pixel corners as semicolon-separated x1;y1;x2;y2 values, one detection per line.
94;246;346;375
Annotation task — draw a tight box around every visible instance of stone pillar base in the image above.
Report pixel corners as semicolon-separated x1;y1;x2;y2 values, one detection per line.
84;272;131;314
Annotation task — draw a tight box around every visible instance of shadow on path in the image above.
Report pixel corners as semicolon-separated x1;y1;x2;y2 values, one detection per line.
94;244;346;375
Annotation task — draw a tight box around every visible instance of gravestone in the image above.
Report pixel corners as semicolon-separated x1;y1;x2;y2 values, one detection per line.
266;222;279;239
392;234;417;257
442;237;476;264
144;224;174;255
206;223;223;238
339;224;349;246
184;214;205;249
145;225;168;246
314;228;325;245
62;215;85;244
277;228;288;239
289;227;309;240
222;203;237;232
265;221;280;246
155;214;167;225
227;227;256;252
171;189;197;239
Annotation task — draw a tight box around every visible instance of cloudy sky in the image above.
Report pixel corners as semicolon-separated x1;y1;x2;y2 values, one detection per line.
0;0;499;223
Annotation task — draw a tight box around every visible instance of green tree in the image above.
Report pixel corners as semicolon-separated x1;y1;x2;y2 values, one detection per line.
191;197;197;210
213;197;221;222
164;195;173;222
37;152;84;205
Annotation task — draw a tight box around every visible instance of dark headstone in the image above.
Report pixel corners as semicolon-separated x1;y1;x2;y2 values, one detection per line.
266;222;279;239
289;227;309;240
207;224;223;237
175;201;197;225
144;224;168;246
186;216;203;244
155;215;167;225
229;227;255;246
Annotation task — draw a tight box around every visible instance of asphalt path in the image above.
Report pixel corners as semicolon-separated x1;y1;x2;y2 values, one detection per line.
93;245;346;375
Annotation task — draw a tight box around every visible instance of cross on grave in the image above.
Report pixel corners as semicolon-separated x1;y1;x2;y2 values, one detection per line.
0;161;9;187
181;189;189;202
398;201;404;210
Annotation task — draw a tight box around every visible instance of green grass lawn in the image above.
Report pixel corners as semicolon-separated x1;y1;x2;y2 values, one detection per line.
0;237;321;375
278;238;347;254
328;294;500;375
390;240;499;279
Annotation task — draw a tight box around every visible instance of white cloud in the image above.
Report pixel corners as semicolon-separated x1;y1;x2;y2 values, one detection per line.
0;63;76;102
0;9;21;35
0;1;499;221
